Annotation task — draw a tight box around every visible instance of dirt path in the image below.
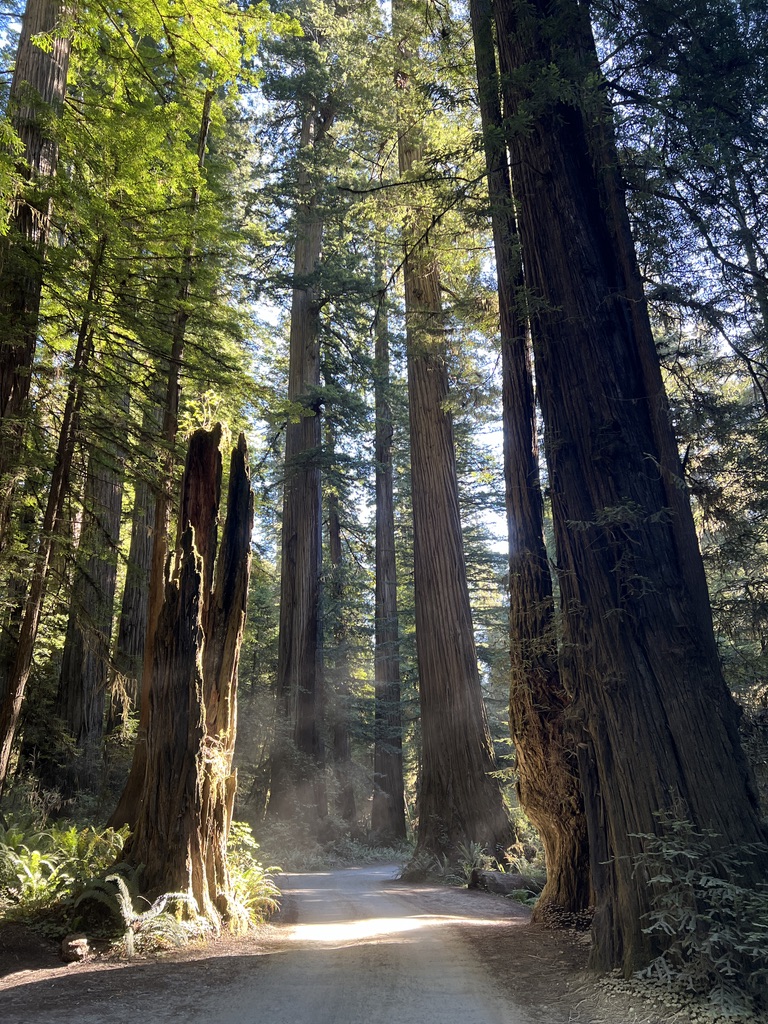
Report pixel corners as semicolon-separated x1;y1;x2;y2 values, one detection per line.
0;865;689;1024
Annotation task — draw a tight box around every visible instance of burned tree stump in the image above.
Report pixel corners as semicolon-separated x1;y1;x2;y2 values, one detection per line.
126;428;253;928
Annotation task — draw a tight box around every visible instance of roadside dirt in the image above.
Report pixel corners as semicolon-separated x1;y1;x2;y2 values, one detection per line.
0;866;695;1024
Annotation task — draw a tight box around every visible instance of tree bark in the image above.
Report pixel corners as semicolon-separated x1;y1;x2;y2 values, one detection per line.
394;0;512;865
269;99;335;825
55;431;124;793
126;428;253;925
0;0;71;551
326;442;356;824
370;279;406;842
468;0;590;919
495;0;768;972
107;405;160;730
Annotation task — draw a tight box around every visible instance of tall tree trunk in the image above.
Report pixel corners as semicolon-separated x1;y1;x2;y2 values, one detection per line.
0;237;105;792
326;437;356;824
0;0;71;551
370;280;406;843
394;0;512;865
269;99;335;825
468;0;590;919
109;93;213;829
107;475;153;730
107;403;161;731
126;428;253;925
55;428;124;793
495;0;768;972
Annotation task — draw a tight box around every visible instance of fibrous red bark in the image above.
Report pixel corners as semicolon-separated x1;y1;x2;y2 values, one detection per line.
395;0;512;865
495;0;767;971
468;0;590;919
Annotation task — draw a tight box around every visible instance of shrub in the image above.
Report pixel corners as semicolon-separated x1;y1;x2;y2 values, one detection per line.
632;814;768;1017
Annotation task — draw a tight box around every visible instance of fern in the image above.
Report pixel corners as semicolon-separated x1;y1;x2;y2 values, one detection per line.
0;816;128;914
227;821;282;924
75;870;211;956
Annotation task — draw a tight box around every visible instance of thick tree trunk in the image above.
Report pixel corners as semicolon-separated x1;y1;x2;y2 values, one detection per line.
55;433;124;793
269;101;335;825
394;0;512;865
0;0;71;551
370;282;406;842
495;0;768;972
468;0;590;919
126;428;253;925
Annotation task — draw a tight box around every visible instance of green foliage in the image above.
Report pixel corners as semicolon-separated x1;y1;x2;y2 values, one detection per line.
227;821;282;923
0;815;128;914
75;869;212;956
631;815;768;1015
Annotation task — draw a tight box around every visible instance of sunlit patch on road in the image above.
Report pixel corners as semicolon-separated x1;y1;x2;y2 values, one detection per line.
288;913;508;947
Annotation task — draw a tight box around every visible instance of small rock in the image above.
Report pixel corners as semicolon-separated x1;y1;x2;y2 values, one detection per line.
60;933;89;962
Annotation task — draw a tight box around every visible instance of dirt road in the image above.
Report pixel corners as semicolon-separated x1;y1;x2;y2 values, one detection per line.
0;864;677;1024
222;864;536;1024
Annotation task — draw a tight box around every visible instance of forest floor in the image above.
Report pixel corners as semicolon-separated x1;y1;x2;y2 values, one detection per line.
0;865;704;1024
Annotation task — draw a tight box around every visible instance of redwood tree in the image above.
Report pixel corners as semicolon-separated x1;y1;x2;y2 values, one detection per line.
0;0;70;551
468;0;590;918
394;0;512;864
495;0;768;971
269;96;335;824
107;403;160;730
0;237;105;793
370;281;406;842
109;92;214;829
55;430;124;793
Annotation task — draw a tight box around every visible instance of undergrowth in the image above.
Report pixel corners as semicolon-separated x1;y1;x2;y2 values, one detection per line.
629;815;768;1021
399;806;546;906
0;815;282;951
0;814;128;922
75;869;215;955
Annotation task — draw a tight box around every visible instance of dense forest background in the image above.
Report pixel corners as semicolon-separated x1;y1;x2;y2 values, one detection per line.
1;0;768;1007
